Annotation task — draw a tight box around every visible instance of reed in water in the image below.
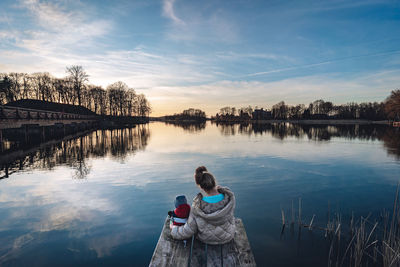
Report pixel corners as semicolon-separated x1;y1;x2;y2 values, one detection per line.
281;184;400;267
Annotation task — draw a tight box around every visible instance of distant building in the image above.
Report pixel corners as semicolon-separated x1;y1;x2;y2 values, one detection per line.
252;108;272;120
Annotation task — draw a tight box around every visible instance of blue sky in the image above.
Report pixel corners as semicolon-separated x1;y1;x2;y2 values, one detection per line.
0;0;400;115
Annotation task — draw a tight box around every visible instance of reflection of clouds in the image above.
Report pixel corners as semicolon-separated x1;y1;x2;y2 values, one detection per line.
0;233;34;262
88;160;159;188
88;230;133;258
0;150;166;264
35;208;98;233
0;168;119;262
13;234;33;250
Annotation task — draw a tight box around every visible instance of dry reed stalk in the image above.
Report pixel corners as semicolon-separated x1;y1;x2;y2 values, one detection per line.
291;199;295;226
382;182;400;267
298;197;302;225
309;214;315;230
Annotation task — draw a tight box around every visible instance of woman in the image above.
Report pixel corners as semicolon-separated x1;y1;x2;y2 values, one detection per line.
170;166;236;245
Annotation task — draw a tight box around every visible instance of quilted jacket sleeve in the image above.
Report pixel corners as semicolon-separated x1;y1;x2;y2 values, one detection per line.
170;212;198;240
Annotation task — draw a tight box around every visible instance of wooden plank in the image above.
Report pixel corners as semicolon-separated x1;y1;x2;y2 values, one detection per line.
149;217;256;267
149;217;190;267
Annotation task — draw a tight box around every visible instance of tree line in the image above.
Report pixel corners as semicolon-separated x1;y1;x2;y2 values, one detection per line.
215;90;400;121
164;108;206;121
0;66;151;117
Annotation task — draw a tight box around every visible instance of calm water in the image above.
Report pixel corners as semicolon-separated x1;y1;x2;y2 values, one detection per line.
1;122;400;266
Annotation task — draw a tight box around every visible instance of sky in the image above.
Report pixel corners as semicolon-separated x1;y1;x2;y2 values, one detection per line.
0;0;400;116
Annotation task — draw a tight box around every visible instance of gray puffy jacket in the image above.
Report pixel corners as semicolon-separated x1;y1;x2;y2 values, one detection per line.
170;186;236;245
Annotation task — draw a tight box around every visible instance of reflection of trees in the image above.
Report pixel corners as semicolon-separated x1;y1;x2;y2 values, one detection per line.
71;137;91;179
215;122;388;142
164;121;206;133
216;122;400;159
216;122;239;136
0;125;150;179
382;128;400;159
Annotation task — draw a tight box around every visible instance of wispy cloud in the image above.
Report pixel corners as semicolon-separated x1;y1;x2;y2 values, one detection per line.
0;44;221;90
304;0;394;12
244;49;400;77
5;0;112;58
162;0;184;25
0;0;113;75
215;51;293;62
162;0;239;43
1;0;228;87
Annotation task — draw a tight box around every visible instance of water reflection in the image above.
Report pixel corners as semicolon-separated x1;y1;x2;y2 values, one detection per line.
0;122;399;266
214;122;386;140
0;122;400;179
214;122;400;159
382;129;400;159
164;121;206;133
1;122;399;180
0;126;150;179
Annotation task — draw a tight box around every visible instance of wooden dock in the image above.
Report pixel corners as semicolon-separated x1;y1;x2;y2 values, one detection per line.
149;217;256;267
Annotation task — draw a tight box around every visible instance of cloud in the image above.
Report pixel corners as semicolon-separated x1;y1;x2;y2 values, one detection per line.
162;0;184;25
23;0;77;30
5;0;112;58
0;0;113;76
0;43;222;90
244;49;400;78
0;1;230;87
304;0;394;12
83;49;220;89
215;51;294;62
162;1;239;43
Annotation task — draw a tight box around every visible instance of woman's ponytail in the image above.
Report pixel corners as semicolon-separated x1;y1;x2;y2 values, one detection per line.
195;166;216;192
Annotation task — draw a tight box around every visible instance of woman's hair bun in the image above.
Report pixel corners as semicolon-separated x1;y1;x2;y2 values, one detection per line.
194;166;216;192
195;166;207;175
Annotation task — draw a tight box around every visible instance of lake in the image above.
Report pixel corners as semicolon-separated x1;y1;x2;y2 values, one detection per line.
1;122;399;266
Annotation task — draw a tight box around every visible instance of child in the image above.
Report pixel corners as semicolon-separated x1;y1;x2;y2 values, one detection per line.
168;195;190;226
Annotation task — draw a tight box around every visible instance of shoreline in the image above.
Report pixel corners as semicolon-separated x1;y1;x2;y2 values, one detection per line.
247;119;390;125
154;119;391;125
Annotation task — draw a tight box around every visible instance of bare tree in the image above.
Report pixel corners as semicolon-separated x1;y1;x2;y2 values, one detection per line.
126;88;137;116
31;73;53;102
219;106;233;115
21;73;32;99
66;65;88;106
272;101;288;119
107;81;129;116
0;73;12;104
136;93;151;117
89;86;107;115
